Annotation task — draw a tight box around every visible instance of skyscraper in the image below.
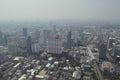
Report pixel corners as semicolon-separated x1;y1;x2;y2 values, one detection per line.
27;36;32;54
43;30;51;47
0;31;3;45
35;30;40;40
47;36;63;54
107;37;116;49
23;28;27;37
99;43;107;60
53;25;57;34
32;42;40;53
7;36;18;54
67;31;72;49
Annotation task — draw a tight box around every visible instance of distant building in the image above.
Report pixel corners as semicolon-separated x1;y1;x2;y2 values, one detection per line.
47;36;63;54
73;31;79;45
72;68;82;80
8;43;18;54
43;30;51;47
53;25;57;34
32;42;40;53
7;36;17;45
107;37;116;49
23;28;27;37
99;43;107;60
114;44;120;63
0;31;3;44
67;31;72;49
101;61;115;74
7;36;18;54
27;36;32;54
17;37;27;49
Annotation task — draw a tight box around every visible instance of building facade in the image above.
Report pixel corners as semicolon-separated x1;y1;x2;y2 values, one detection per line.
47;36;63;54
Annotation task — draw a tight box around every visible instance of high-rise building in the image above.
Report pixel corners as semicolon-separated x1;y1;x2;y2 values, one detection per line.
73;31;79;46
107;37;116;49
17;37;27;49
53;25;57;34
114;44;120;63
35;30;40;40
7;36;18;54
27;36;32;54
2;34;8;46
43;30;51;47
67;31;72;49
23;28;27;37
47;36;63;54
0;31;3;45
99;43;107;60
32;42;40;53
8;44;18;54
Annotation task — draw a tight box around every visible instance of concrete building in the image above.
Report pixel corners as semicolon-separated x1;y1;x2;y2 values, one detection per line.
7;36;18;54
114;44;120;63
23;28;27;37
53;25;57;34
72;31;79;45
8;43;18;54
72;68;82;80
0;31;3;45
35;30;40;40
43;30;51;47
47;36;63;54
107;37;116;49
27;36;32;54
32;43;40;53
67;31;72;49
99;43;107;60
17;37;27;49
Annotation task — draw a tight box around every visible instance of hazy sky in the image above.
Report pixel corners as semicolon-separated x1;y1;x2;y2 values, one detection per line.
0;0;120;21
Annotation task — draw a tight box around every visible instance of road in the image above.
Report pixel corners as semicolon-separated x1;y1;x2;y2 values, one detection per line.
87;46;104;80
93;61;104;80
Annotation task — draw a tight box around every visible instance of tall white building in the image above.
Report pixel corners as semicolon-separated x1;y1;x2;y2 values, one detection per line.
47;36;63;54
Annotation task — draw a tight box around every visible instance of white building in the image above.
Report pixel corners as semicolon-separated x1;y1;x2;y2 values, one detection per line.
72;69;82;79
47;36;63;54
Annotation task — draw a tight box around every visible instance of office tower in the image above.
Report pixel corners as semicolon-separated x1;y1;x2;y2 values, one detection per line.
73;31;79;46
17;37;27;49
0;31;3;45
67;31;72;49
47;36;63;54
7;36;18;45
107;37;116;49
53;25;57;34
114;45;120;63
2;34;8;46
7;36;18;54
32;42;40;53
8;44;18;54
23;28;27;37
99;43;107;60
35;30;40;40
27;36;32;54
43;30;51;47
